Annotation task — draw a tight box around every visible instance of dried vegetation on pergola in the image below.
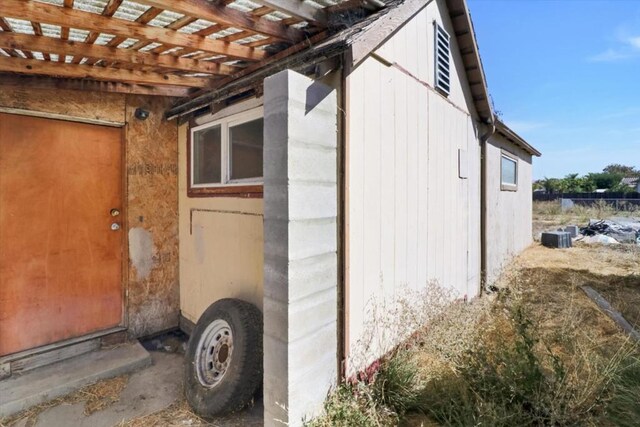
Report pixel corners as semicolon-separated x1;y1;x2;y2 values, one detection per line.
0;0;382;97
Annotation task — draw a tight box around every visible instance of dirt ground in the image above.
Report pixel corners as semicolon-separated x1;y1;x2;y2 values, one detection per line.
512;242;640;335
530;201;640;331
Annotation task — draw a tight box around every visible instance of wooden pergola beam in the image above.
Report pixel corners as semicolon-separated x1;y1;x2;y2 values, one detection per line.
60;0;73;58
0;0;267;61
106;7;164;50
250;0;327;25
0;73;193;97
80;0;125;65
0;32;238;76
84;0;124;46
0;56;213;87
133;0;305;42
30;22;50;61
0;17;24;58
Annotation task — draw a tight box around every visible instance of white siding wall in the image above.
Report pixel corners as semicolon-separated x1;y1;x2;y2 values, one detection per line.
345;0;481;372
485;134;533;285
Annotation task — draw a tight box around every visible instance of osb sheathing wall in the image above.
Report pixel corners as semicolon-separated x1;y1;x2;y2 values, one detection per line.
0;85;179;338
125;95;179;337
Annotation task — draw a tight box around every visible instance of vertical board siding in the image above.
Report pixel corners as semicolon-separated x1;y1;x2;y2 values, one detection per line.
467;117;481;296
485;134;534;285
345;0;482;371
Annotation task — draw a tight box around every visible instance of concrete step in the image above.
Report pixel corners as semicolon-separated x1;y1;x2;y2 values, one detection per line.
0;342;151;419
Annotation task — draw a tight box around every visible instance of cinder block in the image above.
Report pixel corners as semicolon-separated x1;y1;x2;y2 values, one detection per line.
564;225;579;238
541;231;572;248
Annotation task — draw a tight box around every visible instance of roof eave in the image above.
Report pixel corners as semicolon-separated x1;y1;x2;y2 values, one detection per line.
495;119;542;157
445;0;493;123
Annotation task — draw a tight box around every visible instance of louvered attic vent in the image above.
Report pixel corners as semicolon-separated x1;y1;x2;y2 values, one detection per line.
434;22;451;95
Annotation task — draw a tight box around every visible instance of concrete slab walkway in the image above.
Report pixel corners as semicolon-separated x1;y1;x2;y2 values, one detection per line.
3;347;263;426
32;351;182;427
0;342;151;419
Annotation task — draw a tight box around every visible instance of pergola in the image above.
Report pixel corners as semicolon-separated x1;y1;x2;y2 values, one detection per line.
0;0;384;98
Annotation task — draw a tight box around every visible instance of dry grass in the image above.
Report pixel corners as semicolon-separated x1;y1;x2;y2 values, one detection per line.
1;375;129;427
514;243;640;330
117;399;209;427
309;242;640;427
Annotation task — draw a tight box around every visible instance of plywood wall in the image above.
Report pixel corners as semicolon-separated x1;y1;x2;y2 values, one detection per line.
0;84;180;338
345;0;482;372
125;95;179;337
485;134;533;285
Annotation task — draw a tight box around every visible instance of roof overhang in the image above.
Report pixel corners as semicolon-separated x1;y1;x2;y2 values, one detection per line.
166;0;496;121
495;119;542;157
445;0;493;123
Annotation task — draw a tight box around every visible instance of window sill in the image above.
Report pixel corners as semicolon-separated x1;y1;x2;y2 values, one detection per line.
188;185;263;198
501;184;518;192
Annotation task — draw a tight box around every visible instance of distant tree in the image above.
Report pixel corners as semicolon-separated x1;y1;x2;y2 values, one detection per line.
586;172;623;190
561;173;583;192
540;177;562;194
603;164;639;177
581;177;597;192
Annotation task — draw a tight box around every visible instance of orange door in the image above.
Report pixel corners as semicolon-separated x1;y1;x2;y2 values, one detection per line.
0;113;123;356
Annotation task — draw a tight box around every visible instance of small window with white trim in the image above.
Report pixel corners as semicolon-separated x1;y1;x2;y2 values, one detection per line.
501;152;518;191
189;108;264;197
434;22;451;96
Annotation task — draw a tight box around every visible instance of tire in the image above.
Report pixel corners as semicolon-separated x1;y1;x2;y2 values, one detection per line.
184;298;263;417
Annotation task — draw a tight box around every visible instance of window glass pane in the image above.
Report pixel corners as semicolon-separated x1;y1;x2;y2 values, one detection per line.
501;155;517;185
230;118;263;181
193;125;221;185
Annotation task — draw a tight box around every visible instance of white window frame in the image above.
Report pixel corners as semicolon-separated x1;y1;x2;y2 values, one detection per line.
190;107;264;189
500;151;518;191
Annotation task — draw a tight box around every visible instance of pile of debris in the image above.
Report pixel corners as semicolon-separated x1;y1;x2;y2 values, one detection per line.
541;218;640;248
579;218;640;245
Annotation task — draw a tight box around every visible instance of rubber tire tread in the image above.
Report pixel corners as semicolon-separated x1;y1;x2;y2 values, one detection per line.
184;298;263;418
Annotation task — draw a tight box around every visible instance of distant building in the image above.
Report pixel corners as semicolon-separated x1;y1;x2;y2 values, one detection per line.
621;177;640;192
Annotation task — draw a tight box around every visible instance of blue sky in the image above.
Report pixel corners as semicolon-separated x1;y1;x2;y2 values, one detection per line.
467;0;640;180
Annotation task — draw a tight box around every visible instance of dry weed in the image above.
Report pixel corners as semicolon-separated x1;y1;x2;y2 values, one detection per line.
117;399;209;427
348;282;459;375
309;242;640;426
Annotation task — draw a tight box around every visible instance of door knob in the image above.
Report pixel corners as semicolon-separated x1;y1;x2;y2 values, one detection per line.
111;223;120;231
110;208;120;217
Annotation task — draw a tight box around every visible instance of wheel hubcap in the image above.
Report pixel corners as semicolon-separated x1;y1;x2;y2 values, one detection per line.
195;319;233;388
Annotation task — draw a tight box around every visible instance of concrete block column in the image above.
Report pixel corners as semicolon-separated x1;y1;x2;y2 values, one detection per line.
263;70;338;426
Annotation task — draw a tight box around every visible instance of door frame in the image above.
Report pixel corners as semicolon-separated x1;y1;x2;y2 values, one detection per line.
0;110;129;358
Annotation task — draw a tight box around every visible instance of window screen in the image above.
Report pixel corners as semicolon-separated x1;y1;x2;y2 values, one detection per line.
501;155;517;186
434;23;451;95
229;118;264;181
193;125;222;185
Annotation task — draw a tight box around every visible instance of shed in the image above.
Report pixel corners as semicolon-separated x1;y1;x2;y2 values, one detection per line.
0;0;540;425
